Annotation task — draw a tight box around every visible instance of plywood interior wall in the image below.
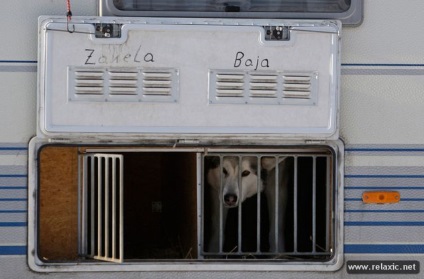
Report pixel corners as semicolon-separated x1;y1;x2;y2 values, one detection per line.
39;146;79;261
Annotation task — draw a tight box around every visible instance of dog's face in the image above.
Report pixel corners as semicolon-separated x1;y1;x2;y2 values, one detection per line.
207;156;263;208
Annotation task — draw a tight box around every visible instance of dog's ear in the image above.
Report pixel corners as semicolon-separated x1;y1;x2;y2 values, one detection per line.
261;157;287;171
205;156;220;169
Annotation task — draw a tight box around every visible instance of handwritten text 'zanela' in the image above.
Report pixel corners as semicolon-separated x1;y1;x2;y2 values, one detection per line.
84;45;154;65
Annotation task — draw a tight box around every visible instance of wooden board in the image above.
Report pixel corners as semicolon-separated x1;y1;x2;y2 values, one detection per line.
39;146;79;261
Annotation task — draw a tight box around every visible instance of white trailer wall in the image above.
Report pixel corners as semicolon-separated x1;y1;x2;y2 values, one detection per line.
1;0;424;278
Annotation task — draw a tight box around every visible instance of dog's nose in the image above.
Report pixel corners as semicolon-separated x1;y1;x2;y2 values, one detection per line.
224;194;238;207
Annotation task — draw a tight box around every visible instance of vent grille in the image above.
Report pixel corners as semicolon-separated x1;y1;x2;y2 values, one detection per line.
216;74;245;97
283;75;312;99
142;71;173;96
209;70;317;105
68;67;178;102
74;70;104;95
109;70;138;95
249;74;278;98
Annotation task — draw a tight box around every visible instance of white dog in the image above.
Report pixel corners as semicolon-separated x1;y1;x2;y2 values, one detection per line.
205;155;290;254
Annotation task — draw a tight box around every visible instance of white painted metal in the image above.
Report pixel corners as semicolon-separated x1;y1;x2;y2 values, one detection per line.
37;17;340;139
80;153;124;263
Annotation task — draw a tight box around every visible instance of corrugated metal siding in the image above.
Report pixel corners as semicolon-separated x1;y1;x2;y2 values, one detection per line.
344;145;424;254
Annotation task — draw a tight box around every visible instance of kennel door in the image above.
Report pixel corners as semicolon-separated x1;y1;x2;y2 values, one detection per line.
79;154;124;263
39;17;340;140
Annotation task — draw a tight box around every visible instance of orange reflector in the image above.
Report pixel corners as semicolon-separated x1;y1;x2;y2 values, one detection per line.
362;191;401;204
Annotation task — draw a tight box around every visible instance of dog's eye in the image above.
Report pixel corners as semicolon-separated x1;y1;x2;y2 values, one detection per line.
241;170;250;177
223;168;228;176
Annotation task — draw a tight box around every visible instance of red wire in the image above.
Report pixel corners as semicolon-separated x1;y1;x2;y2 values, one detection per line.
66;0;72;21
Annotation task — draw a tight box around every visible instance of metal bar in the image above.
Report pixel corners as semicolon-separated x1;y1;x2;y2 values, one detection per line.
325;155;331;252
197;153;204;259
97;156;102;258
219;155;224;253
274;155;279;252
119;156;124;262
256;156;261;253
90;155;95;257
293;156;298;253
104;157;109;259
238;156;242;253
312;156;317;253
77;155;83;255
112;157;116;259
81;155;88;255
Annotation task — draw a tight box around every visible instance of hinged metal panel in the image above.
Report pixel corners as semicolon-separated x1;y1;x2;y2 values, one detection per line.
38;17;340;141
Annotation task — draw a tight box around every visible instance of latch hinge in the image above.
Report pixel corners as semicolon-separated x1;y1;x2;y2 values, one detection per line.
94;23;122;38
263;26;290;41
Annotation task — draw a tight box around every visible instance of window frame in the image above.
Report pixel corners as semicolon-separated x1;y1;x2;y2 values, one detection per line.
99;0;363;25
28;138;344;272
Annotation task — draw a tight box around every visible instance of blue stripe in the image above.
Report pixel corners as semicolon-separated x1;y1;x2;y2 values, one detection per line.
0;186;27;190
346;148;424;152
0;222;27;227
345;244;424;254
0;60;36;64
0;198;27;201
345;186;424;190
346;174;424;178
346;210;424;213
0;175;27;178
0;147;28;150
0;210;26;213
345;198;424;201
0;246;27;255
342;63;424;67
345;221;424;226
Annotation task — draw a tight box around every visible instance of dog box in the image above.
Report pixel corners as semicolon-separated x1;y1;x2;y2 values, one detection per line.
28;17;343;272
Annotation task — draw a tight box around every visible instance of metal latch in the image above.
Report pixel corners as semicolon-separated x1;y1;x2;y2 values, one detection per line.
263;26;290;41
94;23;122;38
